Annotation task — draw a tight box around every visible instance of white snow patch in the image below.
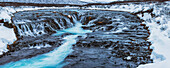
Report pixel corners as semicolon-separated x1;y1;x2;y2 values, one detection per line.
138;22;170;68
125;56;132;60
80;0;124;3
137;2;170;68
29;44;52;49
0;26;16;55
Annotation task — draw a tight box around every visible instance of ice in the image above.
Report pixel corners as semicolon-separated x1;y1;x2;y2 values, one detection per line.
138;22;170;68
0;0;87;5
85;4;145;13
29;44;52;49
0;0;125;4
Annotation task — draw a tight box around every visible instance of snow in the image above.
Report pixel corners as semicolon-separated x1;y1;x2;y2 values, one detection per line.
80;0;124;3
0;7;14;23
29;44;51;49
0;25;16;55
138;21;170;68
84;4;147;13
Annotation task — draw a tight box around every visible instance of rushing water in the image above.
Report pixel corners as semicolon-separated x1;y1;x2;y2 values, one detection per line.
0;17;92;68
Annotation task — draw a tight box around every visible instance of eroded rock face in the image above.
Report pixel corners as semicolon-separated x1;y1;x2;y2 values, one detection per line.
0;9;152;67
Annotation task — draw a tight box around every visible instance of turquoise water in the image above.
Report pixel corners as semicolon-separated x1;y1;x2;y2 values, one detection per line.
0;17;92;68
0;35;78;68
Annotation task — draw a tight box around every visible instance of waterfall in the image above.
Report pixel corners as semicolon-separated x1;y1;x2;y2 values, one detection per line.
12;11;78;37
0;12;92;68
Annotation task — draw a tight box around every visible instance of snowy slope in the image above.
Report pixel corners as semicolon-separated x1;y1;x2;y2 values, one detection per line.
137;2;170;68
